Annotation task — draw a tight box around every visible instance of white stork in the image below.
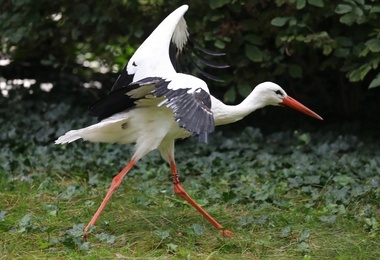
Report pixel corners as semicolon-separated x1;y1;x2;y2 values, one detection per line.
55;5;322;237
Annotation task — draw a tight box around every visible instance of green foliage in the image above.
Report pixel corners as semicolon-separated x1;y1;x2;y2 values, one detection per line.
267;0;380;87
1;0;380;118
1;96;379;257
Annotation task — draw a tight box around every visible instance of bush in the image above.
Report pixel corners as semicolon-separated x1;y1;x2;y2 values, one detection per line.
1;0;379;118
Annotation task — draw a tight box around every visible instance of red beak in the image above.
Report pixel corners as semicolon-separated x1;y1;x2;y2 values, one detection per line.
281;96;323;120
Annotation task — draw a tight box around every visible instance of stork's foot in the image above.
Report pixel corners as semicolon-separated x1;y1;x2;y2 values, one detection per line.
220;229;234;237
82;232;90;241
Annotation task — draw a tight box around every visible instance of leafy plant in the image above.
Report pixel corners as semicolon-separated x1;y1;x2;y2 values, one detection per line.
1;1;380;118
271;0;380;88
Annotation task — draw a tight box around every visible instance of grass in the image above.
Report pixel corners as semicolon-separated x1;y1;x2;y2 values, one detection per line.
1;169;379;259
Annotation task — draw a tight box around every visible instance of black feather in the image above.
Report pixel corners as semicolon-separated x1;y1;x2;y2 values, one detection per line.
110;64;134;91
89;77;163;121
169;36;229;82
153;81;214;143
191;61;225;82
89;86;138;121
188;37;226;56
191;49;230;69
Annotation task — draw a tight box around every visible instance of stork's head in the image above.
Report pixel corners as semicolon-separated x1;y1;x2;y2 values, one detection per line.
254;82;323;120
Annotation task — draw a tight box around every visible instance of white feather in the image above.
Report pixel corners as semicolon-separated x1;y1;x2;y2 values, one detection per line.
56;106;190;160
166;73;209;93
126;5;189;81
172;17;189;51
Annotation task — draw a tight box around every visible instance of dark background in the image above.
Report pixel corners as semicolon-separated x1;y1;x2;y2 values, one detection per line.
1;0;379;138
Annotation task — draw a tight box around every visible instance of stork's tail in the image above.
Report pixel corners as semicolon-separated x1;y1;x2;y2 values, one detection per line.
55;113;131;145
55;130;83;144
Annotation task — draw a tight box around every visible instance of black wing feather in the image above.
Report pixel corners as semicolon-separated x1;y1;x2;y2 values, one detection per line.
153;80;214;143
110;64;134;91
188;37;226;56
89;77;162;121
191;49;230;69
169;36;229;82
190;60;226;82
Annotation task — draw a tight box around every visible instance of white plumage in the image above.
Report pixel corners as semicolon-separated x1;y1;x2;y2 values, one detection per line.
56;5;322;237
126;5;189;80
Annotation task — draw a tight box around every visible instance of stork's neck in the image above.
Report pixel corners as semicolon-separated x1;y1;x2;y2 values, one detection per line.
211;91;266;126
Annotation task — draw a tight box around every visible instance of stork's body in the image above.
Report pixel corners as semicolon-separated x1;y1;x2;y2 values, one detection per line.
56;5;322;237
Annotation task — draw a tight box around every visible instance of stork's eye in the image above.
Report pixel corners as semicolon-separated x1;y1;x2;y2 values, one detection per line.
275;90;284;96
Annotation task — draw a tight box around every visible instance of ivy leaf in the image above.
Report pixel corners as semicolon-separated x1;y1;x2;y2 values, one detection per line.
190;223;205;236
297;241;310;253
323;45;333;55
281;226;292;237
352;6;364;17
214;39;226;49
208;14;225;22
79;242;90;252
370;6;380;14
66;224;86;238
339;13;357;26
369;74;380;88
95;232;116;244
319;215;337;224
348;64;372;82
299;229;311;241
365;39;380;52
308;0;324;8
18;214;32;233
335;4;353;14
296;0;306;10
59;185;77;200
333;175;355;186
43;204;59;217
166;243;178;254
153;229;170;240
245;44;263;62
271;17;290;27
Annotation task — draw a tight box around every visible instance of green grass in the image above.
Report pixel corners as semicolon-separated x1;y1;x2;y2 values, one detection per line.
1;170;379;259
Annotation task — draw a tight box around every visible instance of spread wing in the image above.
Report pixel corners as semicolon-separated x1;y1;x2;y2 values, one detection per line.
89;76;214;143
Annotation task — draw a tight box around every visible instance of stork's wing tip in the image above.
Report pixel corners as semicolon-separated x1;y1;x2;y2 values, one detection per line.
198;132;208;144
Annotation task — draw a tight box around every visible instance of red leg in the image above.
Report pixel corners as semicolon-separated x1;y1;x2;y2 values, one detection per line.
83;158;136;238
169;157;233;237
